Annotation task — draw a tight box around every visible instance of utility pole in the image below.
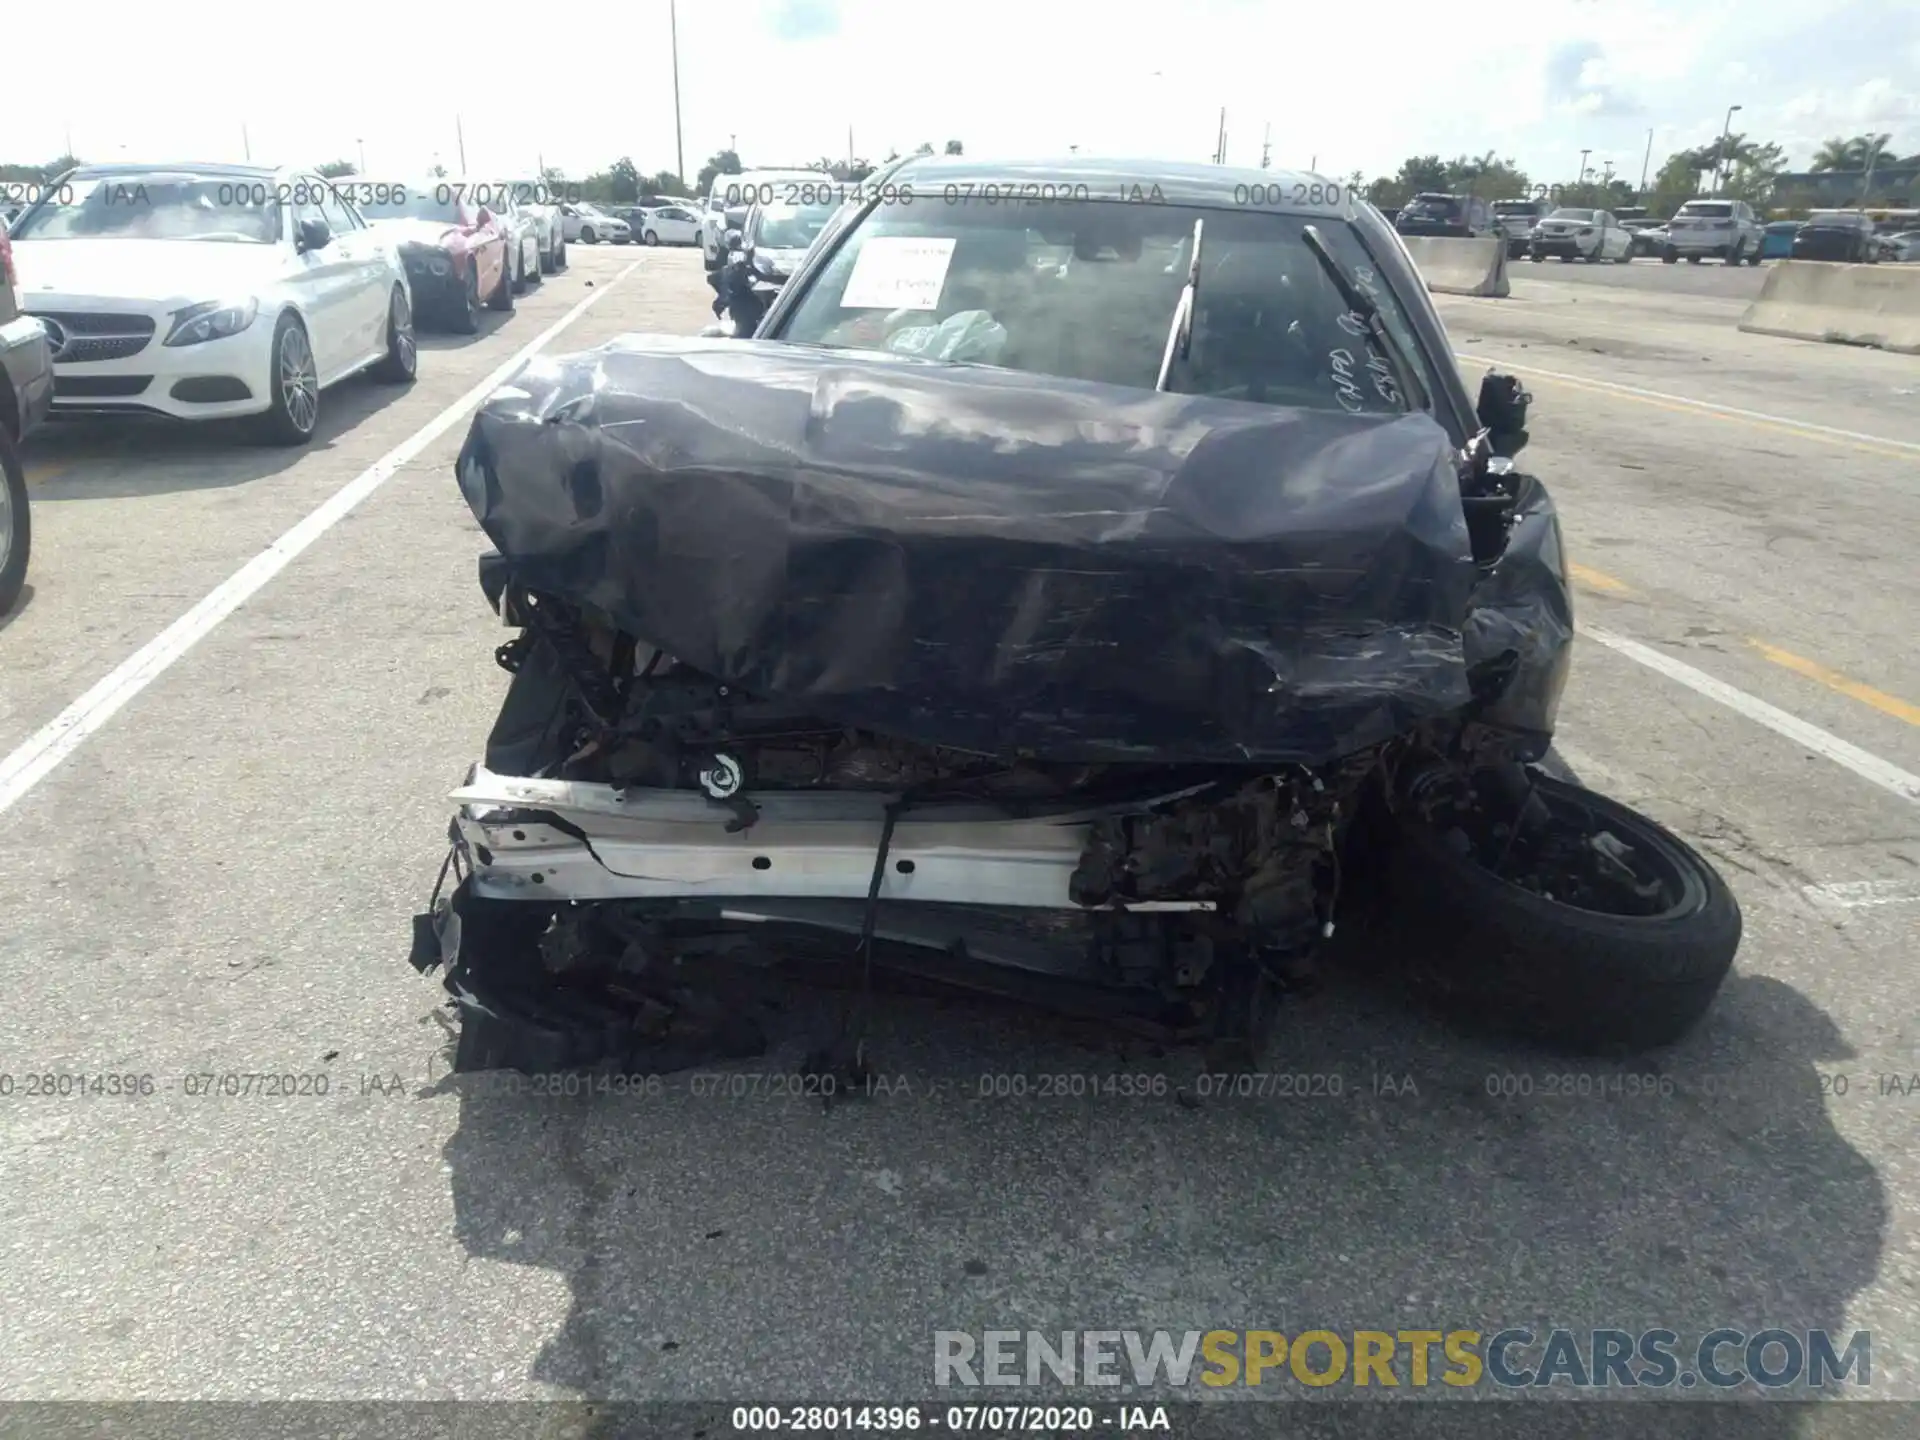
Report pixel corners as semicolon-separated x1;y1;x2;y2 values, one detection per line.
357;137;366;174
1215;109;1227;165
1260;123;1271;170
456;115;468;173
1578;148;1591;184
1715;103;1741;192
670;0;686;184
242;124;251;162
1640;128;1654;195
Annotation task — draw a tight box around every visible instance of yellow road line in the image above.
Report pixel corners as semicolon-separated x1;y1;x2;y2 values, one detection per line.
1453;353;1920;464
1747;639;1920;728
1567;561;1636;596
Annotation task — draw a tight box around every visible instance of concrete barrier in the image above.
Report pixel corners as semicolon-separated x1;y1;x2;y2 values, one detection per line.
1399;236;1511;298
1738;260;1920;354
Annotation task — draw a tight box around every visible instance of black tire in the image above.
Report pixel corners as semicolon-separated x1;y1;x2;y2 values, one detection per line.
454;266;481;334
1687;253;1702;264
580;225;597;245
1614;251;1632;263
511;244;529;294
1528;252;1543;262
252;311;321;447
553;238;567;272
0;425;30;616
1725;241;1744;266
1374;767;1741;1053
1662;248;1678;264
370;285;417;384
523;240;542;286
486;249;514;312
539;235;556;275
1747;248;1763;266
643;229;659;246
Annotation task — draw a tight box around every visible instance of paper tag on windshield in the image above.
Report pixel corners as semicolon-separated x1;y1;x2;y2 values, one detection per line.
839;237;957;311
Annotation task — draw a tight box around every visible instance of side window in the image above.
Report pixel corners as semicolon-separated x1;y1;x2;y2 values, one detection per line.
315;178;358;234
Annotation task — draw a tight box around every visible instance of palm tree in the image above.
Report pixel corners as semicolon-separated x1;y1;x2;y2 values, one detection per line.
1810;133;1892;172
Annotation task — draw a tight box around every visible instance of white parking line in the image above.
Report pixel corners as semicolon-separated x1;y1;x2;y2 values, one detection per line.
1452;353;1920;457
1802;880;1920;912
1580;624;1920;805
0;259;644;818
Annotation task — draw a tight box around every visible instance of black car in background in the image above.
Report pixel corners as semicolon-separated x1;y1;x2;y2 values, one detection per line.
1394;192;1497;239
1790;211;1881;263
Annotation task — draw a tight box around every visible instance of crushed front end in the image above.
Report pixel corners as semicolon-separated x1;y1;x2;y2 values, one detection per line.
412;337;1572;1075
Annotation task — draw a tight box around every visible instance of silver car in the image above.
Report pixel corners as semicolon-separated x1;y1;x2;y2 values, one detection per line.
560;202;630;245
505;182;568;273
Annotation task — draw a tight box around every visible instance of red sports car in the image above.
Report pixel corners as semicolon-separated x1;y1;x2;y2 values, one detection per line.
355;181;515;333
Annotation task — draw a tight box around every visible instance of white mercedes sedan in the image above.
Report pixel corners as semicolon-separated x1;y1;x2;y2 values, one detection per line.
6;162;417;445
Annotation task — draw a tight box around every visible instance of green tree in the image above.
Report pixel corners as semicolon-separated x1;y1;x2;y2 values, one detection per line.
315;159;356;178
912;142;936;157
1444;150;1530;199
1810;132;1892;172
1648;147;1713;217
605;156;642;202
944;139;963;155
694;149;742;195
641;169;689;198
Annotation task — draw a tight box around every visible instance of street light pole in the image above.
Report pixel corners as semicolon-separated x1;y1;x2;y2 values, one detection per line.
1640;128;1654;194
1716;104;1742;192
669;0;686;185
357;137;366;174
1578;149;1591;184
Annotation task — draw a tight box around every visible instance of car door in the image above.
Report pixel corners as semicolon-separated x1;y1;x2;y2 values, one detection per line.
664;206;698;244
1593;211;1617;258
315;180;384;363
289;184;356;377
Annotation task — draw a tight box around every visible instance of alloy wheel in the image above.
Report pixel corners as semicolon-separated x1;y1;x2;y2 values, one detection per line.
280;326;319;433
0;466;14;574
393;289;417;374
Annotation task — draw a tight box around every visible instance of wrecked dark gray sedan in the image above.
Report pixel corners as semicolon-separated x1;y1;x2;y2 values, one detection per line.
411;158;1741;1079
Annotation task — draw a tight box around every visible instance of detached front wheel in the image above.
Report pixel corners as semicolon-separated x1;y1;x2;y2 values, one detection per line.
1376;765;1741;1053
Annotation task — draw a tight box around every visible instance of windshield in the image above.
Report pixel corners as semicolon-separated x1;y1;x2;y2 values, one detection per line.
754;202;836;250
1492;202;1540;216
1404;195;1462;215
1806;211;1863;227
356;189;463;225
1547;208;1596;222
9;173;282;243
772;196;1434;417
1678;202;1733;217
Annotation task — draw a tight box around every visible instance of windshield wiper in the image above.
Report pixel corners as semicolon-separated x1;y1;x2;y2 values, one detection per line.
1299;223;1429;413
1155;218;1204;392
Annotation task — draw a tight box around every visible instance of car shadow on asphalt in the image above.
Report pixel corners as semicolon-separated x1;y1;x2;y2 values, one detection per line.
0;581;35;636
18;371;420;501
436;928;1885;1424
416;309;521;352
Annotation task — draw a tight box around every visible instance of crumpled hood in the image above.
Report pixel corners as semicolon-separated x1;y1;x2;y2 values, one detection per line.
11;238;286;307
457;335;1570;763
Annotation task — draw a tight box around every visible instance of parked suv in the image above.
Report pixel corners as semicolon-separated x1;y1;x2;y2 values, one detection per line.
1394;192;1497;239
1491;198;1547;257
1661;198;1763;265
0;220;54;611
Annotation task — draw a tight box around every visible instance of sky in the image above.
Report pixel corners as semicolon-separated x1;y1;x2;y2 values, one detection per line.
7;0;1918;189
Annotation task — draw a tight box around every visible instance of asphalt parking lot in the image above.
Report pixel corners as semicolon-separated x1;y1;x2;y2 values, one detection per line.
1;244;1917;1427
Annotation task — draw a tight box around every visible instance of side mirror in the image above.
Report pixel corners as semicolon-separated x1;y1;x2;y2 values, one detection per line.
1477;372;1531;458
297;216;331;253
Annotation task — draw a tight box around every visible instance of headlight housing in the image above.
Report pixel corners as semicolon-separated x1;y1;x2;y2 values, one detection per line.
400;242;454;276
163;297;259;347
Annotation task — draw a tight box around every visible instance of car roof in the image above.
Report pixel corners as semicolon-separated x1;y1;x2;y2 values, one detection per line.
886;155;1357;218
62;160;280;179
